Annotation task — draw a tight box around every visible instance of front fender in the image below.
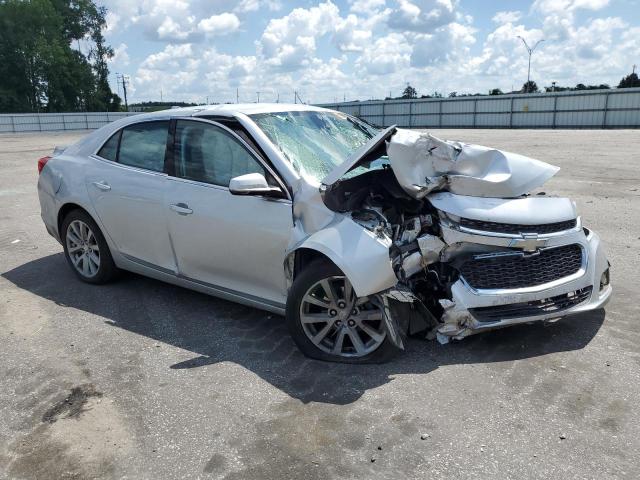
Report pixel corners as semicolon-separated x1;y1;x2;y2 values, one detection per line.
289;216;398;298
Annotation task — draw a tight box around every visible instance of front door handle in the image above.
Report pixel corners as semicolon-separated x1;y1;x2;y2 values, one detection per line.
92;181;111;191
170;203;193;215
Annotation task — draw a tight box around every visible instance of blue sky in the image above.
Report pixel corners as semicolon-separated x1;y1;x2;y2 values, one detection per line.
100;0;640;104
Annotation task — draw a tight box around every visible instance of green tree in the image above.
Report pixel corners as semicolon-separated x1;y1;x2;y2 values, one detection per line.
402;84;417;99
489;88;503;95
0;0;121;113
618;73;640;88
521;80;539;93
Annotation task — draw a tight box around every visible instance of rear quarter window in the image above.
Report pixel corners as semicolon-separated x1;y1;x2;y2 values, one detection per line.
97;131;120;161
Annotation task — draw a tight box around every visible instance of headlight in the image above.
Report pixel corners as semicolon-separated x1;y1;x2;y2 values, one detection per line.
600;266;610;290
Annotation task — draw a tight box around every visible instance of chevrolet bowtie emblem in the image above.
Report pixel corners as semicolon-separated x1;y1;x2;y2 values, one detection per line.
509;233;547;252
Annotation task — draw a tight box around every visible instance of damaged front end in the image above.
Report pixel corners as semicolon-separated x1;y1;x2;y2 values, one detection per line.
316;128;612;347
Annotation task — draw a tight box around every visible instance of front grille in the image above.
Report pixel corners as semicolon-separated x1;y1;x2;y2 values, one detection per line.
459;244;583;290
459;218;577;235
470;287;592;322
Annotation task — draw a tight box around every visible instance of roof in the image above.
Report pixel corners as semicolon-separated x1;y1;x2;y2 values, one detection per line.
135;103;332;120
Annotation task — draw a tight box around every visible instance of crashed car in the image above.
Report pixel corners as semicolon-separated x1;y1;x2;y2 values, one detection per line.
37;104;611;363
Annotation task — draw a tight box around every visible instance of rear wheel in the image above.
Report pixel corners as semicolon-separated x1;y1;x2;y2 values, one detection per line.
286;260;400;363
61;209;118;284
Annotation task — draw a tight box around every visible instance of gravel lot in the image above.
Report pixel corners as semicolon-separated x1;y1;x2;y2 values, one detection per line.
1;128;639;480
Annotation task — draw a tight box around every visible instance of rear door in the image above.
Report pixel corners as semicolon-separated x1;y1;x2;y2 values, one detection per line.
165;118;293;306
86;120;176;272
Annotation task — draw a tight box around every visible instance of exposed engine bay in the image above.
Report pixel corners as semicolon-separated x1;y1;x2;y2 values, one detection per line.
314;129;610;347
323;166;472;342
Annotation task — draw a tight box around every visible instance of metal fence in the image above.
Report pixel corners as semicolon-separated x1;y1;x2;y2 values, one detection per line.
2;88;640;132
0;112;139;133
319;87;640;129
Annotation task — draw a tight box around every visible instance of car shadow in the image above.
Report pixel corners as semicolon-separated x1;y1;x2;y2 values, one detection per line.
3;253;606;405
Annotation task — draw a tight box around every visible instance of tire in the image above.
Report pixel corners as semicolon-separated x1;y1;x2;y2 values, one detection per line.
61;209;118;284
286;259;400;363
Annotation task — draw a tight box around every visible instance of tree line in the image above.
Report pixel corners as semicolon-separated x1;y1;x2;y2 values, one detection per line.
394;73;640;101
0;0;121;113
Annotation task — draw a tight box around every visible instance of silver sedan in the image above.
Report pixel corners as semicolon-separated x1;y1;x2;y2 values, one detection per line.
37;104;611;363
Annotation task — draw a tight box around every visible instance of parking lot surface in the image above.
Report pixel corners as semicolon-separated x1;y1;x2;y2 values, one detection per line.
1;129;639;479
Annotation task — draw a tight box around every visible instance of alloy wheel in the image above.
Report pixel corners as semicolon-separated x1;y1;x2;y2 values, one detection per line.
66;219;101;278
299;275;386;358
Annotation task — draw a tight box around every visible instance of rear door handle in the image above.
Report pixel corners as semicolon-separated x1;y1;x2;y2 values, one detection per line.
170;203;193;215
92;181;111;191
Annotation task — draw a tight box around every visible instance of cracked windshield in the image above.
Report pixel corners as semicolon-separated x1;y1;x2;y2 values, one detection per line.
251;110;384;182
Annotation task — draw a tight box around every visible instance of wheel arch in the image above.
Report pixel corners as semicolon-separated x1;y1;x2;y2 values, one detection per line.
57;202;94;235
285;247;335;287
284;219;398;298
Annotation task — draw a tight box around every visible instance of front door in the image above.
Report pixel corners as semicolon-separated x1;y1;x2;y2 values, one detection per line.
165;119;292;306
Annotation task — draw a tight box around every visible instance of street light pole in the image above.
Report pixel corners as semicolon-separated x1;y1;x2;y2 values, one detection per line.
517;36;545;91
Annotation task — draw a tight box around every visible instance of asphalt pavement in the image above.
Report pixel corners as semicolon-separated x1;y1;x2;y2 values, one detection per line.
1;128;639;479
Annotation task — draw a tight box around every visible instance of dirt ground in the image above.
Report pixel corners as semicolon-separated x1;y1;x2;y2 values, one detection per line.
1;128;639;479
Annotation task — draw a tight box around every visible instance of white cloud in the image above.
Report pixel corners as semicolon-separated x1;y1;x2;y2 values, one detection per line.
234;0;282;13
109;43;130;66
107;0;640;103
388;0;456;32
257;2;341;71
532;0;609;14
104;11;120;34
197;13;240;36
410;21;475;67
467;4;634;93
356;33;411;75
492;11;522;24
157;16;193;41
349;0;386;14
333;14;372;52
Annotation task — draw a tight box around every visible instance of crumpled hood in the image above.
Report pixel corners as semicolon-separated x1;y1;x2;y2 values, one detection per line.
386;129;559;198
428;192;577;224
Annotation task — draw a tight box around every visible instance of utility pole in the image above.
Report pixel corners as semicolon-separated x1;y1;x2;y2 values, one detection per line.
256;91;260;103
236;88;239;103
116;73;129;110
633;64;637;74
294;90;297;104
516;36;544;91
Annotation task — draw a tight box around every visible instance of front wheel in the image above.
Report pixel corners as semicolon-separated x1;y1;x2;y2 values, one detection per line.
286;260;400;363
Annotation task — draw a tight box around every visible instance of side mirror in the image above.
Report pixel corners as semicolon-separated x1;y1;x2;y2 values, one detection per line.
229;173;284;198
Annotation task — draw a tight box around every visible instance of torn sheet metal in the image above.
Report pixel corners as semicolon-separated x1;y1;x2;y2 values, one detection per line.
400;234;446;278
386;129;560;199
287;179;398;298
320;125;396;186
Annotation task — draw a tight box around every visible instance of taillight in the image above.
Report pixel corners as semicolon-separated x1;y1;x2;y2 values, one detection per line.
37;156;51;174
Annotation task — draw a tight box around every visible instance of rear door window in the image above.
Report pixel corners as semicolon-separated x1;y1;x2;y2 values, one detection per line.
117;121;169;172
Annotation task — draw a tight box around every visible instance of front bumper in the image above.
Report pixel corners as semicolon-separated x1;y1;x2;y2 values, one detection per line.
436;227;612;341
